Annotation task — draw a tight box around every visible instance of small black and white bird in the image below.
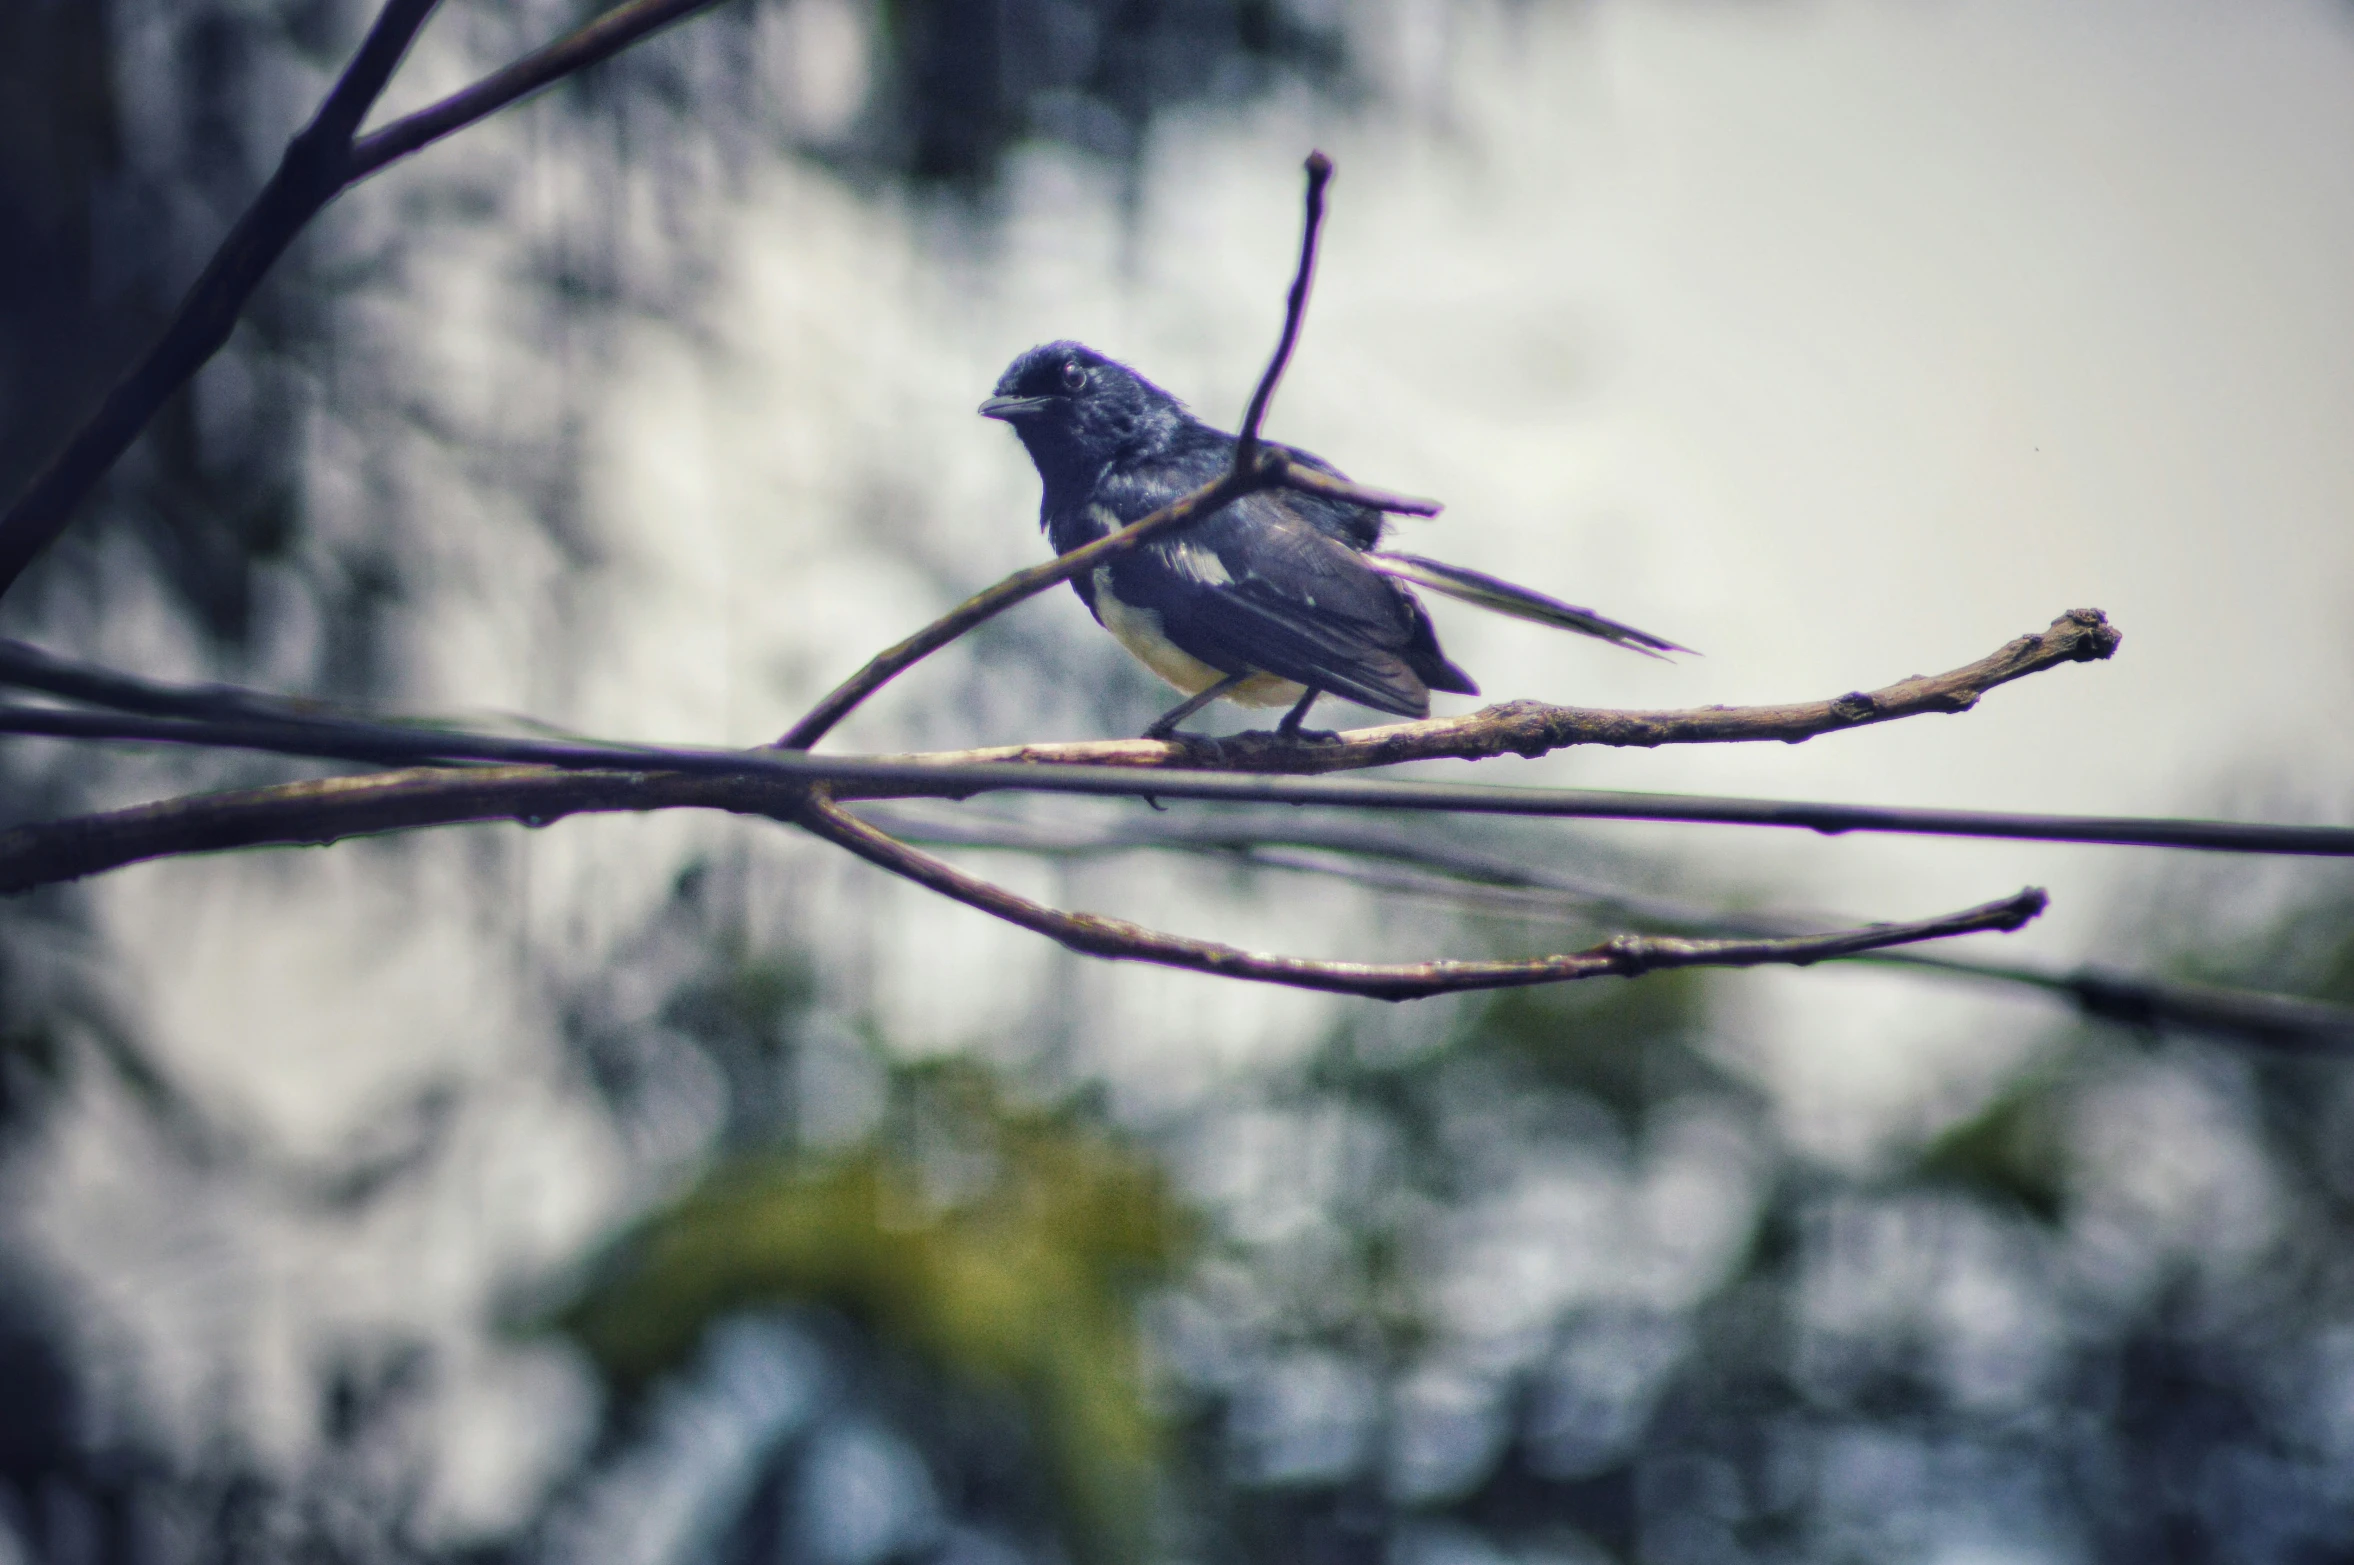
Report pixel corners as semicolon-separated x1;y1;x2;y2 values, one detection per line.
981;341;1688;739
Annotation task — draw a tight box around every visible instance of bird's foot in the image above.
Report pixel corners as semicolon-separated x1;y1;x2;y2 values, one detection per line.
1273;721;1342;744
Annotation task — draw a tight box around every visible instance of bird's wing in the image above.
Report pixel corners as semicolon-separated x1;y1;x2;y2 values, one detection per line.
1365;553;1694;659
1111;490;1435;717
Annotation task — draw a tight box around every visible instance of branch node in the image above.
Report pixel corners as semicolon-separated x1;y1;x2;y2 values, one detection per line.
1829;691;1878;723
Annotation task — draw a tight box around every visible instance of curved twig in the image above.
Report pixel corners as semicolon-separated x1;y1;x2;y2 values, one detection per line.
768;451;1441;750
1235;151;1333;462
859;805;2354;1049
775;460;1283;750
795;795;2047;1000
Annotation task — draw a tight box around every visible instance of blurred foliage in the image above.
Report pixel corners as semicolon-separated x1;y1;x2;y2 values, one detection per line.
857;0;1344;185
1915;1070;2068;1224
556;1058;1192;1565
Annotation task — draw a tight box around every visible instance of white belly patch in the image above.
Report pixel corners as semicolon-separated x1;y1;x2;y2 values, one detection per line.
1092;566;1303;708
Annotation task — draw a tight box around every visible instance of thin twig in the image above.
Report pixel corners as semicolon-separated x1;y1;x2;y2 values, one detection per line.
768;456;1441;750
776;150;1368;751
775;461;1284;750
0;638;364;725
793;794;2047;1000
0;0;740;599
1235;151;1333;463
862;806;2354;1049
317;0;447;144
349;0;734;178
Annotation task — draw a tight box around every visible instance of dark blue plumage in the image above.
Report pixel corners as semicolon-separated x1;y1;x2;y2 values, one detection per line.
981;341;1685;738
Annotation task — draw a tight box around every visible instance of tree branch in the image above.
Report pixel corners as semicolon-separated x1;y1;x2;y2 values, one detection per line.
1234;151;1332;463
775;460;1282;751
0;0;445;594
0;0;741;599
793;794;2048;1000
348;0;734;179
0;598;2341;889
885;608;2124;775
864;806;2354;1050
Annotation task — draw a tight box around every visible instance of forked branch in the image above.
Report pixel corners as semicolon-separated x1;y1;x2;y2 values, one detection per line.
0;0;740;596
796;795;2048;1001
2;603;2346;895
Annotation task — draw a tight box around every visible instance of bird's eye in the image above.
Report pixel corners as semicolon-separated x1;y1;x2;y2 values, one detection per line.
1061;362;1087;392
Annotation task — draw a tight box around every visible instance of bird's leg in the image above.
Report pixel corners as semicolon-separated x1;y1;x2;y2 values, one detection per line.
1275;687;1337;742
1143;672;1251;740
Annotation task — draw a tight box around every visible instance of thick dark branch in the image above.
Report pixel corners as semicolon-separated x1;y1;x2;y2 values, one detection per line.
0;766;802;893
5;742;2350;894
895;609;2125;775
0;605;2339;891
0;638;359;725
0;0;443;594
317;0;446;144
795;794;2047;1000
349;0;732;178
1234;151;1333;463
0;0;742;599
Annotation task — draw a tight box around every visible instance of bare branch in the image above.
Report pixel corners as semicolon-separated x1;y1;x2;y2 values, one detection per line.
0;0;742;599
0;0;445;594
0;637;362;725
775;461;1284;750
0;765;803;894
867;806;2354;1050
1277;464;1443;517
5;727;2349;893
0;600;2338;888
795;795;2048;1000
317;0;447;144
0;609;2120;778
349;0;733;179
888;609;2125;775
1235;151;1334;463
769;454;1446;751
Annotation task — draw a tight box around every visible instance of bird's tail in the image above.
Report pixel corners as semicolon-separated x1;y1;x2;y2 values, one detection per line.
1366;553;1694;660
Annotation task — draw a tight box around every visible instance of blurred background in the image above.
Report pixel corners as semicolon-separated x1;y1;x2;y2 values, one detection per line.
2;0;2353;1560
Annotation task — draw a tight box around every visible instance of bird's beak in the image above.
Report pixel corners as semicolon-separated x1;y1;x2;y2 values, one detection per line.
978;394;1051;421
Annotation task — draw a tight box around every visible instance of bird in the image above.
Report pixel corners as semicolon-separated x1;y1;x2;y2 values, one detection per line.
980;341;1688;740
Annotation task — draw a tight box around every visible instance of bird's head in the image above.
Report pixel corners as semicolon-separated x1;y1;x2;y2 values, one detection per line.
980;341;1187;492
